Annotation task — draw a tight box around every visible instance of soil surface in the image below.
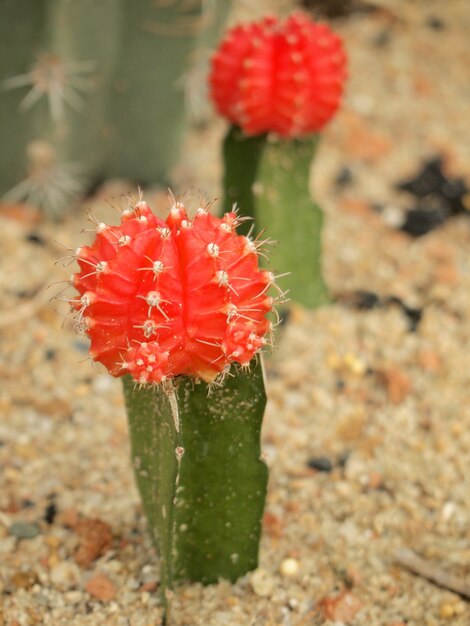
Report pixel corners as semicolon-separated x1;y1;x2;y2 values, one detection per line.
1;1;470;625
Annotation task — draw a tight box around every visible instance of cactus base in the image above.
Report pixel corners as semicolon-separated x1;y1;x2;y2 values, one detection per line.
122;359;268;605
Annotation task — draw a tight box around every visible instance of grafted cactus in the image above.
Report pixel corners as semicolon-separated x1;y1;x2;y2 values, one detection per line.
210;12;347;308
68;195;278;618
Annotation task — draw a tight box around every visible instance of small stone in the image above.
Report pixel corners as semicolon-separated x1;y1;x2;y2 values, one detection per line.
367;471;384;489
50;561;81;591
343;352;366;376
250;568;275;597
263;511;283;538
318;591;363;622
417;349;441;372
377;367;412;405
279;558;299;578
85;573;117;602
439;603;456;619
44;502;57;525
336;410;366;442
307;456;333;472
11;570;40;590
9;522;40;539
74;518;113;568
64;590;84;605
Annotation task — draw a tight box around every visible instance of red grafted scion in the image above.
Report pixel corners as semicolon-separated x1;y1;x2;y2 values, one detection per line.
72;201;273;384
209;12;347;137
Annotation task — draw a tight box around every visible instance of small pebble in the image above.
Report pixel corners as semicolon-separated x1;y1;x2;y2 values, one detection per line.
439;603;456;619
85;573;117;602
64;590;84;605
250;568;275;597
9;522;40;539
11;570;40;590
307;456;333;472
279;558;300;578
50;562;81;591
44;502;57;525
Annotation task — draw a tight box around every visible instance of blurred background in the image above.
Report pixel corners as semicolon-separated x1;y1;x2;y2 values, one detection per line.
1;1;469;625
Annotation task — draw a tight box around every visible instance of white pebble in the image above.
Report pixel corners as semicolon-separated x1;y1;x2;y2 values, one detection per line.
250;568;275;597
50;562;81;591
280;558;300;578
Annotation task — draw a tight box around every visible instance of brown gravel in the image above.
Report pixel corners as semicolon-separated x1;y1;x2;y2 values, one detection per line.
1;1;470;625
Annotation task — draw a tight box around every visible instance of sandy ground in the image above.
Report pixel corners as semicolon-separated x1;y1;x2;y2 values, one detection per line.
1;1;470;625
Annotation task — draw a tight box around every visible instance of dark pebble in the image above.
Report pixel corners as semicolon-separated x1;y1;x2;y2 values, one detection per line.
426;15;445;30
400;207;446;237
44;502;57;525
396;157;468;223
45;348;56;361
307;456;333;472
353;290;380;310
334;165;354;188
9;522;41;539
386;296;423;332
26;232;45;246
442;179;468;214
372;28;392;47
397;157;446;198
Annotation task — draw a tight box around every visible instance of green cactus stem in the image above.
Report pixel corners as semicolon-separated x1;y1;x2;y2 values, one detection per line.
122;359;268;615
222;126;328;309
222;125;267;235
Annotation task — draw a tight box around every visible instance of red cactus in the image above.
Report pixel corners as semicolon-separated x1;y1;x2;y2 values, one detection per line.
72;200;273;384
209;12;347;137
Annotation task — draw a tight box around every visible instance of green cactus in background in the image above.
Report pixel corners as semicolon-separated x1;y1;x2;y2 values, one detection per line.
222;128;329;308
0;0;231;216
256;136;329;307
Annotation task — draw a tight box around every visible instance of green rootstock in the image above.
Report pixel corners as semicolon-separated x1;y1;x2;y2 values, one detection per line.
122;360;268;601
222;125;267;234
222;126;328;308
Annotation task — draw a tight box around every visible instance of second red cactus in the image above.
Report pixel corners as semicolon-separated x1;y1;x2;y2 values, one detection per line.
210;12;347;137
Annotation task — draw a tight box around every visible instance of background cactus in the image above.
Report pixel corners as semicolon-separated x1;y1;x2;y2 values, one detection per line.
210;12;347;308
0;0;231;216
70;196;275;614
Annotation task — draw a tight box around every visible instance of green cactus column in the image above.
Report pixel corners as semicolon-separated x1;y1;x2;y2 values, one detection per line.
222;126;328;309
0;0;231;215
256;134;329;308
122;360;268;614
222;125;267;233
108;0;232;184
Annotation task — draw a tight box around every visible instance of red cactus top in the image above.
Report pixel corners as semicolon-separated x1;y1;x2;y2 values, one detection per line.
72;200;273;384
210;12;347;137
